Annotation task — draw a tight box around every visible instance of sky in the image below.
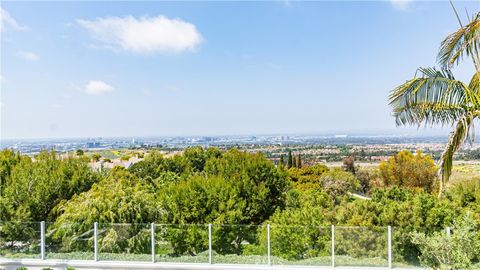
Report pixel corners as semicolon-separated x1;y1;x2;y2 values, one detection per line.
1;0;479;139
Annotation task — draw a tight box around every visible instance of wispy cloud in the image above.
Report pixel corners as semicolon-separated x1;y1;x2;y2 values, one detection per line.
77;15;203;54
17;51;40;61
84;80;114;95
0;7;28;32
390;0;412;10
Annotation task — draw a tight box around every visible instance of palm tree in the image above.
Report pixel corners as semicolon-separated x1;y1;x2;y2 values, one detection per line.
389;10;480;197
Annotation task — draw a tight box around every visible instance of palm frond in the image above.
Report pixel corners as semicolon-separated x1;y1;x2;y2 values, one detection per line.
469;70;480;95
392;102;466;126
437;111;479;195
438;12;480;69
389;67;477;126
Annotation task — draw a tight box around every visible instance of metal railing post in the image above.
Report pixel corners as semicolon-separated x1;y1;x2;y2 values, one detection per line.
40;221;45;260
151;223;155;263
267;224;271;266
208;224;212;264
94;222;98;261
388;226;392;269
331;225;335;268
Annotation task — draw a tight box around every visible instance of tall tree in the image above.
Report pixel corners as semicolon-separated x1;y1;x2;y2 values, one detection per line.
287;150;293;169
296;155;302;168
279;154;285;168
342;156;356;174
389;11;480;197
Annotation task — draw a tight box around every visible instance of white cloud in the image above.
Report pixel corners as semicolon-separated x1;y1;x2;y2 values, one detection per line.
390;0;412;10
0;7;27;32
17;51;39;61
77;15;203;54
84;80;114;95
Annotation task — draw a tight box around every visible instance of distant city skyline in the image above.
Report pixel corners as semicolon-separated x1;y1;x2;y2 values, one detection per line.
1;1;479;139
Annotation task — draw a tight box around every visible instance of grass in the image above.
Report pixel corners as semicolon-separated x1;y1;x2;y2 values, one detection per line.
448;161;480;187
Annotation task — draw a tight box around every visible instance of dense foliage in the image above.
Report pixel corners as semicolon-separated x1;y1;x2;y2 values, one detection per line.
1;148;479;268
411;214;480;269
378;150;438;193
0;150;101;222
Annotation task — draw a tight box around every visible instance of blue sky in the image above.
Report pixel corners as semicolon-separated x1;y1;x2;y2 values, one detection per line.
1;1;479;139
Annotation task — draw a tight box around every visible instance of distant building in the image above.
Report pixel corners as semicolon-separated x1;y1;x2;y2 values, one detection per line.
370;156;390;162
86;142;100;148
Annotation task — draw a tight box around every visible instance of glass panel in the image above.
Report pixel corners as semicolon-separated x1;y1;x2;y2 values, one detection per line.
270;225;331;266
334;226;388;267
45;222;94;260
154;224;209;263
0;222;41;259
98;223;151;261
392;226;423;268
212;224;267;264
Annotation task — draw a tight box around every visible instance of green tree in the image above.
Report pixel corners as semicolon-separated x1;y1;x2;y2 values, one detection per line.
157;149;290;254
55;167;160;225
319;168;360;200
0;149;21;196
75;149;84;156
287;150;293;169
260;190;334;260
355;168;377;194
51;167;159;254
279;154;285;168
389;11;480;196
0;151;101;221
204;149;290;224
288;164;329;191
91;153;101;162
296;155;302;169
183;146;207;172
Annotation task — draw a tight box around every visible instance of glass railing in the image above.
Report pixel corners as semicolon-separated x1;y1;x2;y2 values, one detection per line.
97;223;151;261
270;225;331;266
0;221;463;268
334;226;388;267
154;224;209;263
391;226;432;268
212;224;267;264
45;222;94;260
0;221;41;259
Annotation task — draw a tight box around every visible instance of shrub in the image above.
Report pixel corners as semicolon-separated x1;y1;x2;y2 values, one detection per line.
378;150;437;193
319;168;359;199
411;214;480;269
355;168;378;194
288;164;329;191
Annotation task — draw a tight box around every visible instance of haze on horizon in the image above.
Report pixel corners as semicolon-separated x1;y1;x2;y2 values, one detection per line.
1;1;478;140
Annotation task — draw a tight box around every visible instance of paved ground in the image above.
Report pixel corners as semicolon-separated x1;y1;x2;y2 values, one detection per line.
0;258;422;270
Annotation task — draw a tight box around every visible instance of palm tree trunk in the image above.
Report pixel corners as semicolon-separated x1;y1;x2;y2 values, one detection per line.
437;170;445;199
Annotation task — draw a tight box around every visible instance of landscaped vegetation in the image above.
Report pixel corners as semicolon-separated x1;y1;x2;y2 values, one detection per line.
1;146;480;269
